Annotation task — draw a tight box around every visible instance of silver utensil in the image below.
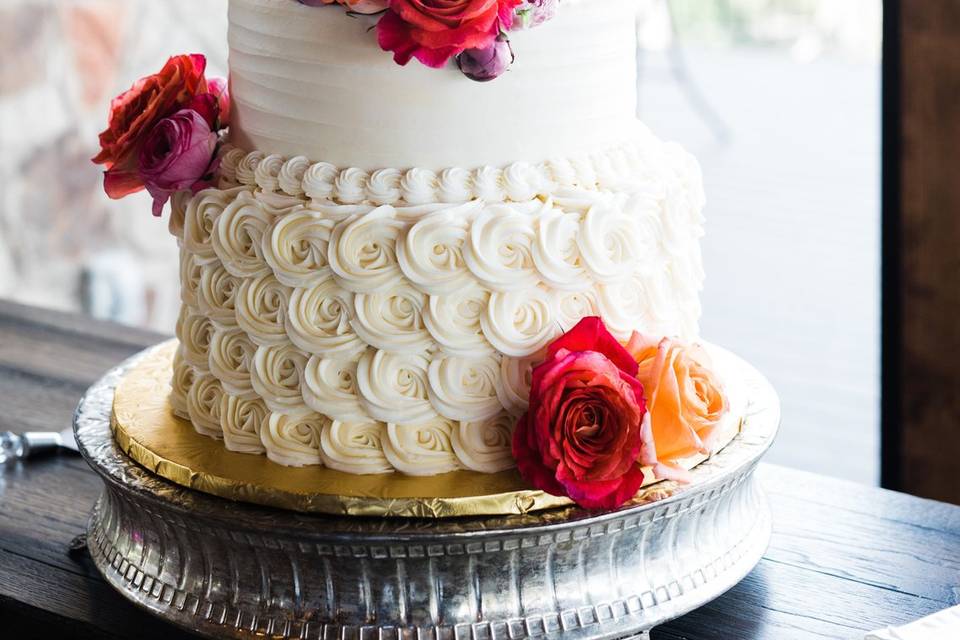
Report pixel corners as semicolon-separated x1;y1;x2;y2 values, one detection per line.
0;427;78;464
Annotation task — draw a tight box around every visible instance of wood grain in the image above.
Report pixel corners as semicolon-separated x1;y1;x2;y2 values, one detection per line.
1;299;959;639
888;0;960;503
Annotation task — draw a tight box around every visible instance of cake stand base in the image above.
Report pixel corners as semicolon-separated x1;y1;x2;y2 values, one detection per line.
75;347;778;640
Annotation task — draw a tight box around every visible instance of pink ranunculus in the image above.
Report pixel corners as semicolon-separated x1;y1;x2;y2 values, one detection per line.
138;104;219;216
512;317;650;510
377;0;522;69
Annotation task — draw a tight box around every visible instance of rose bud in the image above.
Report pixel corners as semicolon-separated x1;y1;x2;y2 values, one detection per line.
457;34;514;82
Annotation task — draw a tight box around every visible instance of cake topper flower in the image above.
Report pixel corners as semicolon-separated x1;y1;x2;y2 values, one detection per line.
298;0;560;81
92;54;229;215
511;317;651;510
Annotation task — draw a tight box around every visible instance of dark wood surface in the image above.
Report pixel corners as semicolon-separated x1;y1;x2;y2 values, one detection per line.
1;299;958;640
883;0;960;503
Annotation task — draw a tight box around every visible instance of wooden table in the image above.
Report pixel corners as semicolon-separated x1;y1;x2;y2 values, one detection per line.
1;299;958;640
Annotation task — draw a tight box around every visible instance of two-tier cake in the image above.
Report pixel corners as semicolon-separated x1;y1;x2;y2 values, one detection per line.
95;0;732;511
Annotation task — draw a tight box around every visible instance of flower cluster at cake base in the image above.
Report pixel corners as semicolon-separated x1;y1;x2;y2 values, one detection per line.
512;317;729;510
297;0;560;81
92;54;230;214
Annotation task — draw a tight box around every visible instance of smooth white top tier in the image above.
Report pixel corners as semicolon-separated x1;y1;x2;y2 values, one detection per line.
228;0;640;170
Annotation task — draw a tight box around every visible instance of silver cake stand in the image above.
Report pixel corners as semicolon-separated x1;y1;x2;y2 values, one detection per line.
75;346;779;640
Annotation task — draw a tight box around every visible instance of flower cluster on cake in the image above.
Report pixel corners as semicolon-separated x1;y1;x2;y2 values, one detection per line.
93;0;735;510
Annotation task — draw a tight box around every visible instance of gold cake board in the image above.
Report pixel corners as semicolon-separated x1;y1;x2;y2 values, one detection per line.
110;340;745;518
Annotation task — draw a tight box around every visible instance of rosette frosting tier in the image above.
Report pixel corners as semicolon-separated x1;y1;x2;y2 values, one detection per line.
165;0;709;476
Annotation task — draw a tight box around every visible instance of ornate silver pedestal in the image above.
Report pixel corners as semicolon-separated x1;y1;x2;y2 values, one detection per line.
76;347;779;639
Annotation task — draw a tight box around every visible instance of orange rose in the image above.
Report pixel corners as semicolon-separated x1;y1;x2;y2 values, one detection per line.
626;333;728;481
93;54;208;198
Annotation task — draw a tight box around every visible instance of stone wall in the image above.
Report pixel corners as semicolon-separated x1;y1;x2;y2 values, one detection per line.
0;0;227;331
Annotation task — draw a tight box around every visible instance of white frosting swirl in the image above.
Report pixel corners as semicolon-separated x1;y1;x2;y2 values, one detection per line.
212;191;273;278
197;262;240;327
502;161;545;202
351;282;432;354
186;372;224;439
555;288;601;331
396;201;479;295
179;248;203;308
170;345;195;419
286;281;364;358
333;167;369;204
356;349;436;424
302;161;339;201
437;167;473;203
473;166;505;202
235;274;292;346
254;154;285;193
250;343;310;414
400;168;439;205
427;353;503;422
302;355;368;423
381;419;461;476
183;188;247;265
423;282;493;358
235;150;265;187
367;168;403;205
319;420;393;474
262;210;335;288
168;189;192;239
177;307;215;370
208;327;256;398
481;287;559;357
577;194;642;284
495;350;544;416
220;393;268;454
533;206;588;290
278;156;310;197
328;206;406;293
464;202;540;291
260;412;326;467
451;412;516;473
596;270;665;340
217;147;246;188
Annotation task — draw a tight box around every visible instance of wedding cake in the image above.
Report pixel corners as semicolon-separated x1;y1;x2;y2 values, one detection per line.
95;0;727;511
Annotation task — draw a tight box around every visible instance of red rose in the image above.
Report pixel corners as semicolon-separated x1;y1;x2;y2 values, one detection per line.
512;317;650;510
377;0;522;69
93;54;209;199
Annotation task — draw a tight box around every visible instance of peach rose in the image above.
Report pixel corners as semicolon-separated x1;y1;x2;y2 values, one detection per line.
626;333;729;481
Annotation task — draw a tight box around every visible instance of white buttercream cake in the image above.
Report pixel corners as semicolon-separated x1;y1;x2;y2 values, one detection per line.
167;0;707;475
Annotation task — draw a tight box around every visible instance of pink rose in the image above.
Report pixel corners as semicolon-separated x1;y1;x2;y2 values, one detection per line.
138;103;219;216
93;54;209;199
377;0;522;69
512;317;650;510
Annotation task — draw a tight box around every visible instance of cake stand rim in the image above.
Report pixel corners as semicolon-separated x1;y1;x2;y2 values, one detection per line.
74;340;779;535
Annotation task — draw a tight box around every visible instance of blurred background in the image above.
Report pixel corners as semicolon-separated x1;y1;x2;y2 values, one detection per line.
0;0;881;483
